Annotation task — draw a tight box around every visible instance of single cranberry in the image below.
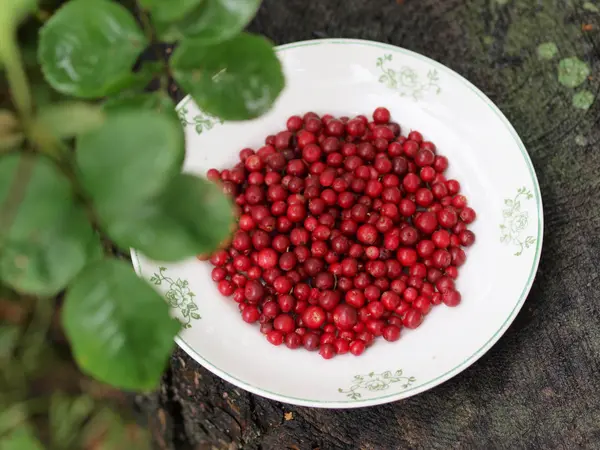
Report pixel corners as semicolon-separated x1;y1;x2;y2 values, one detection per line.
303;305;326;329
383;325;401;342
437;207;458;228
436;276;455;293
244;280;265;303
286;204;306;223
285;332;302;349
304;257;325;276
460;207;477;224
256;248;278;269
357;224;379;245
286;115;303;131
403;309;423;329
303;332;320;351
397;248;418;267
267;330;284;346
443;290;462;307
345;289;366;309
241;305;260;323
273;314;295;334
450;247;467;266
218;280;234;296
349;340;366;356
319;343;336;359
373;107;391;124
414;212;438;235
459;230;476;246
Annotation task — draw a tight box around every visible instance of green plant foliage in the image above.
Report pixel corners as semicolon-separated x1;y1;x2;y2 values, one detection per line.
62;259;181;391
103;92;180;127
0;0;277;425
157;0;261;44
140;0;204;23
172;33;284;120
0;154;99;295
38;0;147;98
76;109;185;212
0;425;44;450
34;102;106;138
105;173;234;261
0;204;101;295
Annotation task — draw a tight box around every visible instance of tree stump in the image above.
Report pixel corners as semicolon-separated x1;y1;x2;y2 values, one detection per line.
138;1;600;448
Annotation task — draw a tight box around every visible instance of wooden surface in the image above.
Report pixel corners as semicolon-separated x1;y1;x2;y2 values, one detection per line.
138;1;600;448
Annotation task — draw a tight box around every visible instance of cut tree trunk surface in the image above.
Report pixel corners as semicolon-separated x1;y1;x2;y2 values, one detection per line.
137;1;600;448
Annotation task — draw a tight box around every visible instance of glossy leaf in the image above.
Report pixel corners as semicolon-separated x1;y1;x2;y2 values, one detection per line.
76;109;184;213
172;33;284;120
38;0;147;98
157;0;261;44
140;0;204;22
35;102;105;138
106;174;233;261
62;259;181;391
0;154;100;295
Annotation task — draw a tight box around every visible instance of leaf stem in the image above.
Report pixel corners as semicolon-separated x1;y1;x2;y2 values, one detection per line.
0;31;33;125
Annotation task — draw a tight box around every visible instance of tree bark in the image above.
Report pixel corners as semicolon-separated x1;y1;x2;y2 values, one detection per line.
138;1;600;448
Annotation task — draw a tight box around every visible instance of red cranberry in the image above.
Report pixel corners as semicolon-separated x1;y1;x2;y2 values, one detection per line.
349;340;366;356
443;290;461;307
302;306;326;329
267;330;284;346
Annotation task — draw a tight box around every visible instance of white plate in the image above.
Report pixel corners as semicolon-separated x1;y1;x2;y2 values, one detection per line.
131;39;543;408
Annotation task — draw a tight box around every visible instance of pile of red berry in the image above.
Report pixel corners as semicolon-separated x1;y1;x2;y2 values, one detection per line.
203;108;476;359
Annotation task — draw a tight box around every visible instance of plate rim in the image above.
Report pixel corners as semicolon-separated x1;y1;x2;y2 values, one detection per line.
131;38;544;408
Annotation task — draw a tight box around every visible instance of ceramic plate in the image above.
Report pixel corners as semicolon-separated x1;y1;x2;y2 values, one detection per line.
131;39;543;408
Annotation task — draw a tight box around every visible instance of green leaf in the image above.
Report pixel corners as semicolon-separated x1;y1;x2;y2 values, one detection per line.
76;109;184;213
103;92;175;114
38;0;147;98
35;102;106;138
0;425;44;450
105;174;233;261
0;154;99;295
0;204;101;295
140;0;204;22
62;259;180;391
157;0;261;44
171;33;284;120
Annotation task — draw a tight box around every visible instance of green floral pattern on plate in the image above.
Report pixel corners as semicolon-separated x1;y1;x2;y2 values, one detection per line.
500;187;536;256
338;369;416;400
150;267;200;328
178;106;223;135
377;54;441;100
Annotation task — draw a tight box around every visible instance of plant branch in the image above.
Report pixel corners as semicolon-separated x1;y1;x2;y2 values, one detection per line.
0;31;33;125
